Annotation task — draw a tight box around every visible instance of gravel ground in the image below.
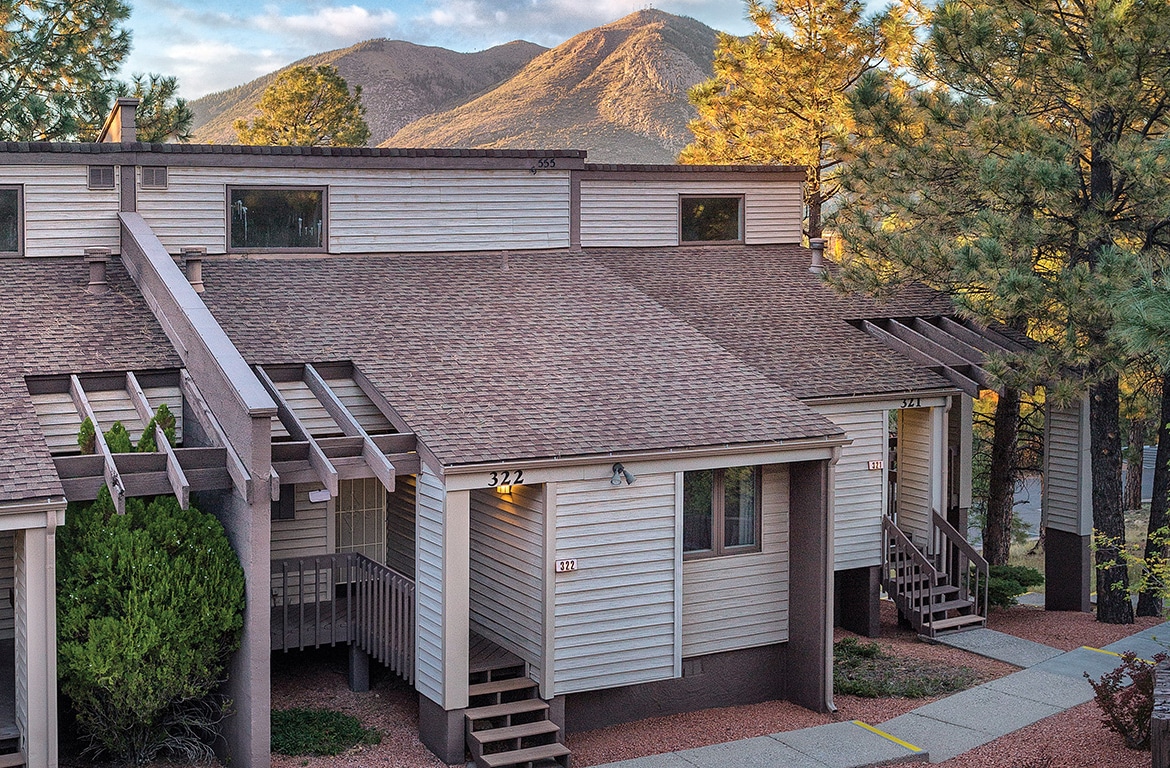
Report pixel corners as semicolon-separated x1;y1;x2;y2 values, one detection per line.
262;603;1162;768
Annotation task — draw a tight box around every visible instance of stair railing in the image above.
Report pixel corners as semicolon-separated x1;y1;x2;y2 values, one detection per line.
930;511;989;620
882;515;939;635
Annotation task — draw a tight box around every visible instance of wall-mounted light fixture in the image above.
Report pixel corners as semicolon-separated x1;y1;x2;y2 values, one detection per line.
610;463;636;486
495;484;514;496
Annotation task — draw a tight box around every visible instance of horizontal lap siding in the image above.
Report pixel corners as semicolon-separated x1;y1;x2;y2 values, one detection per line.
0;532;12;641
897;408;933;546
414;467;446;705
469;485;543;682
271;484;330;604
1044;402;1088;535
324;377;394;434
14;533;26;740
0;166;119;257
386;475;416;579
138;167;571;254
30;393;83;454
682;465;789;657
815;405;887;570
274;379;340;436
579;180;803;247
554;473;676;696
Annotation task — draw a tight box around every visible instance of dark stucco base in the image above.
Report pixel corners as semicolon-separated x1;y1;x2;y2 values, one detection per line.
1045;528;1091;612
834;565;881;637
564;643;788;733
418;694;465;765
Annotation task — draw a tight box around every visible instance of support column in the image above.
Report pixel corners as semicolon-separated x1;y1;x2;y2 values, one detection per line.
834;566;880;638
1043;394;1093;611
15;523;57;768
788;458;834;712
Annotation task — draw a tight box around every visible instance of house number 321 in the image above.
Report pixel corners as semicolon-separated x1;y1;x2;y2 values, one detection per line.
487;469;524;486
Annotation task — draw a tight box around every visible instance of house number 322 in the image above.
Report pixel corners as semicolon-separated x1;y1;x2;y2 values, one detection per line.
487;469;524;487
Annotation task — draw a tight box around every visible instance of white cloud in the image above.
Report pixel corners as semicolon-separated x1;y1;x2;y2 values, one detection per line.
254;4;400;42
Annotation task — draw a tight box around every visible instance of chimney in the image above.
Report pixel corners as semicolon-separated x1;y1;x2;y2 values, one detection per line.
809;238;826;274
181;247;206;293
97;98;139;144
85;248;111;294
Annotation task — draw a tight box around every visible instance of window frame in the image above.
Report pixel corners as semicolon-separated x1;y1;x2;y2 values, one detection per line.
225;184;328;254
682;465;763;560
0;185;23;257
678;194;745;245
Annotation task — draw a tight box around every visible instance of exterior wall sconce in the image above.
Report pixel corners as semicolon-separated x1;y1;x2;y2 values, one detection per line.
495;484;514;496
610;463;636;486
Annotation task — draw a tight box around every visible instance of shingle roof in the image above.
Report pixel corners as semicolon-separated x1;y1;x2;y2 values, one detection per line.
591;245;955;400
199;251;846;467
0;258;180;503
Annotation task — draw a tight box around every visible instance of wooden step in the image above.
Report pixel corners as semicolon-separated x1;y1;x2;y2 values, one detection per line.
466;698;550;726
915;598;975;616
470;719;560;747
926;614;986;632
479;742;571;768
470;676;538;699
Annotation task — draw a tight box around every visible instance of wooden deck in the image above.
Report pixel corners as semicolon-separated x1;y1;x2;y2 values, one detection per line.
470;632;524;675
271;595;354;652
1;639;16;742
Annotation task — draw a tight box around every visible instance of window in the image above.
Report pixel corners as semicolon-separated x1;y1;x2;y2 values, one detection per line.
88;165;115;190
228;187;325;251
683;465;761;557
271;484;295;521
141;166;168;189
680;195;743;243
0;187;19;255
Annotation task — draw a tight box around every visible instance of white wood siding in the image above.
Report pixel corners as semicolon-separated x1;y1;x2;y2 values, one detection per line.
137;167;571;254
682;465;789;657
31;384;183;454
579;179;803;247
897;408;934;546
270;484;330;604
14;531;26;743
0;166;120;257
30;393;82;455
1044;396;1091;536
414;466;447;706
0;531;12;641
275;379;341;437
386;475;416;579
553;472;677;696
323;376;394;434
469;485;544;682
814;404;888;570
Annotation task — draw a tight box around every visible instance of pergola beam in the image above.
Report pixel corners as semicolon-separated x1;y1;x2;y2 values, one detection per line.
68;374;127;514
883;319;998;392
860;321;981;397
180;369;251;499
255;365;339;497
305;363;396;492
126;371;190;509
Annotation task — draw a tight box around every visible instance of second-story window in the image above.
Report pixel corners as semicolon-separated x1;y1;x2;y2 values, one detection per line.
228;187;325;251
680;195;744;243
0;186;21;255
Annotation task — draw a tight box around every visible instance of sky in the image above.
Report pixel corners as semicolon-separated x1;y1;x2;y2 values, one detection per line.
121;1;758;100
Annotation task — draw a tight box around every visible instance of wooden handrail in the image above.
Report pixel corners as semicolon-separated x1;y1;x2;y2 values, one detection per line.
882;516;940;635
931;511;989;618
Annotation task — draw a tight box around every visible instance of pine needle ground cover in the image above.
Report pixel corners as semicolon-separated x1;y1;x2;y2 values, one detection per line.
834;637;977;698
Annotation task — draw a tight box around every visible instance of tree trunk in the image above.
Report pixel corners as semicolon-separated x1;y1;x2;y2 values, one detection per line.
1092;376;1135;624
984;387;1021;566
807;191;823;240
1138;375;1170;617
1125;418;1146;512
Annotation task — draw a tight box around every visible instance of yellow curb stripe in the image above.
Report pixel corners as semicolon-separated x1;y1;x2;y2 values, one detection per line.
1083;646;1153;664
852;721;922;752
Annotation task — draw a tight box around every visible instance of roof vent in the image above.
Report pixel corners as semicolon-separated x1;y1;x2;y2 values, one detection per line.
84;247;111;295
809;238;826;274
181;246;205;293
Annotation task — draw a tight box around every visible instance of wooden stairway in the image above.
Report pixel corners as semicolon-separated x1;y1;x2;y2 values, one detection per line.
882;513;989;638
464;661;569;768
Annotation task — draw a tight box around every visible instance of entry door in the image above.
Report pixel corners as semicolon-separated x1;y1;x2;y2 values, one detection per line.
335;478;387;564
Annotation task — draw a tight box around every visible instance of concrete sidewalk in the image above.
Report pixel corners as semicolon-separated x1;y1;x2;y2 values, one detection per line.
594;621;1170;768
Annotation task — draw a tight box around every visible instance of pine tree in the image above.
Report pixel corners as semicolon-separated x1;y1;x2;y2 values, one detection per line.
679;0;914;238
836;0;1170;623
234;65;371;147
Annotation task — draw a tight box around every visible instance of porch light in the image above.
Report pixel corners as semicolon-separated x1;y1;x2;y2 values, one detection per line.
611;463;636;486
495;484;513;495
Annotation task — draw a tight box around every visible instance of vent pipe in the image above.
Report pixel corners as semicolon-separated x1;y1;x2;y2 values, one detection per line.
809;238;826;274
181;247;206;293
84;248;111;294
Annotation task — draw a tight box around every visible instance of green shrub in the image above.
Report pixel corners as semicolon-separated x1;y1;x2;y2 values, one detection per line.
986;564;1045;607
103;421;133;453
137;404;177;453
57;489;246;764
77;417;96;454
834;637;977;698
271;709;381;756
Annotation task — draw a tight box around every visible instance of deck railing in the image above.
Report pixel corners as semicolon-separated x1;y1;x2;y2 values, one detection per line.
931;511;989;620
271;552;414;684
882;515;940;636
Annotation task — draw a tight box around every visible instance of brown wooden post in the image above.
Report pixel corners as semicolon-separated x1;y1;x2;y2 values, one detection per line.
1153;660;1170;768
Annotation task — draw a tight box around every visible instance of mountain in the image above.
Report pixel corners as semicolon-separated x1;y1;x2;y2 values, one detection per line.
189;39;547;145
385;10;717;164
